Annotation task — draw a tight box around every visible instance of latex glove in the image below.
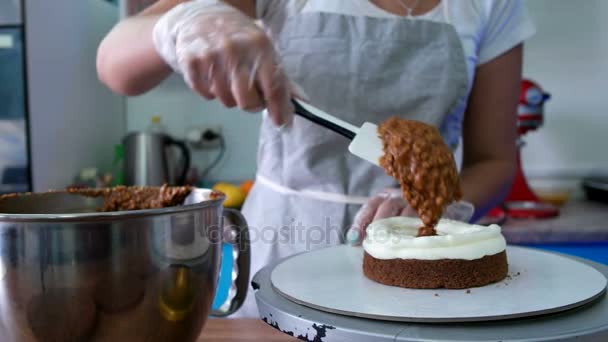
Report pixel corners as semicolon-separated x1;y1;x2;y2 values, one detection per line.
346;189;475;245
153;0;293;125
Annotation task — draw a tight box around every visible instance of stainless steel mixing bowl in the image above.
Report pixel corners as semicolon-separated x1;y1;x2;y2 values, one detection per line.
0;188;249;342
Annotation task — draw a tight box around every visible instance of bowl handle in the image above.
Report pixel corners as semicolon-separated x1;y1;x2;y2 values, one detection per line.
210;208;250;316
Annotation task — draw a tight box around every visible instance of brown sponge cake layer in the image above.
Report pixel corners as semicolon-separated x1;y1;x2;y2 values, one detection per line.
363;251;508;289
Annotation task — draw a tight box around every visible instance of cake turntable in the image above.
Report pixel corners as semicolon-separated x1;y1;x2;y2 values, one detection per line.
253;246;608;341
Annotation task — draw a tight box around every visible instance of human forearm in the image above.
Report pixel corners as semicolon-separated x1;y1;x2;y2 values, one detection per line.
96;0;293;123
96;0;259;96
460;158;515;222
97;15;171;96
460;44;523;221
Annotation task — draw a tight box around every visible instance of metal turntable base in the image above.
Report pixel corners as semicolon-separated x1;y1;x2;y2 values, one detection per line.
252;249;608;342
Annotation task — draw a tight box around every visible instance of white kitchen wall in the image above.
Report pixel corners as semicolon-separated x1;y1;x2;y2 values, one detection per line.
127;75;261;182
522;0;608;182
26;0;126;191
126;0;608;185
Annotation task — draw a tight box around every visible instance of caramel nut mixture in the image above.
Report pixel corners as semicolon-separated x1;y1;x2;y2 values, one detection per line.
378;117;462;236
67;185;194;212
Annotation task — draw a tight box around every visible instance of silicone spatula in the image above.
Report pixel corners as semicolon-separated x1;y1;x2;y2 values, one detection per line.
292;99;383;166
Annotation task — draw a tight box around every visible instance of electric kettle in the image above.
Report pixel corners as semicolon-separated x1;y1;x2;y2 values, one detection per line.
123;132;191;186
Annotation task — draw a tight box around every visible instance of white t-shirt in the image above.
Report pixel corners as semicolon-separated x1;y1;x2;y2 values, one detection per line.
256;0;536;148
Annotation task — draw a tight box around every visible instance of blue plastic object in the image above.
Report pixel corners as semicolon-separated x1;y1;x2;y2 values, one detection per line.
521;242;608;265
212;243;233;310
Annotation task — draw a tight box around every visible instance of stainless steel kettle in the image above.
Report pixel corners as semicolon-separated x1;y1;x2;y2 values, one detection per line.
122;132;191;186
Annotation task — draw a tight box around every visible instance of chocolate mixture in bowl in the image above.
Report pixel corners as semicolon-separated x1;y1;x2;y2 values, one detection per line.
67;185;194;212
378;117;462;236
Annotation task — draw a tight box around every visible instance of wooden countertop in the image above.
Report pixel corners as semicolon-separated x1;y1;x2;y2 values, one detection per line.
199;319;295;341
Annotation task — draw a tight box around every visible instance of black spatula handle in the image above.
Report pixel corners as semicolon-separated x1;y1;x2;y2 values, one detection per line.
291;100;356;140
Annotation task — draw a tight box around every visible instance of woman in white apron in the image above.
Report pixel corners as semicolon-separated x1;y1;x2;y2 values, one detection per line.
98;0;536;318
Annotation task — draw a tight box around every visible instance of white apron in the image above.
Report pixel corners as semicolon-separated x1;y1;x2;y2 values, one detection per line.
237;1;468;317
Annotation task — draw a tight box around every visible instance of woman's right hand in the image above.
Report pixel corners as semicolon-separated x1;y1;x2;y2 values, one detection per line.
152;0;293;125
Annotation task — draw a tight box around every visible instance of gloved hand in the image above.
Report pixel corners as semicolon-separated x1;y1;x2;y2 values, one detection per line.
346;189;475;245
153;0;293;125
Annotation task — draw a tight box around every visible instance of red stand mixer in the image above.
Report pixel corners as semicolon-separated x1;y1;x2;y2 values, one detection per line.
487;79;560;220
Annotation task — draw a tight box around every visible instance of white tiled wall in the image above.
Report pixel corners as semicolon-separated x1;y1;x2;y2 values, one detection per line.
126;0;608;185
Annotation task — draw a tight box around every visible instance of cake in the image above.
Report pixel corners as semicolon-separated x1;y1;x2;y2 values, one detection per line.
362;216;508;289
370;117;506;289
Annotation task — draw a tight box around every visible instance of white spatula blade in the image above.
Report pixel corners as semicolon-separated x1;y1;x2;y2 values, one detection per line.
348;122;383;166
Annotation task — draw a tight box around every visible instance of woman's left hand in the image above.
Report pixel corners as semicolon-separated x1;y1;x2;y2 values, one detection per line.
346;190;475;245
346;189;416;245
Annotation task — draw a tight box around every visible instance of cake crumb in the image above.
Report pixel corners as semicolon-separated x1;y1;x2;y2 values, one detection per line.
466;289;471;294
434;293;439;297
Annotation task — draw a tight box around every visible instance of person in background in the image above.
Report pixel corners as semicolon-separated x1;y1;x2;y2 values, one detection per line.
97;0;535;317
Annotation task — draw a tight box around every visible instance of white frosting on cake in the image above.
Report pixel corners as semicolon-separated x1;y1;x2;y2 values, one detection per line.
362;217;506;261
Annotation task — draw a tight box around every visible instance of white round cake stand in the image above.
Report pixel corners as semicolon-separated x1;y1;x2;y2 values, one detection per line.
270;246;606;322
252;248;608;341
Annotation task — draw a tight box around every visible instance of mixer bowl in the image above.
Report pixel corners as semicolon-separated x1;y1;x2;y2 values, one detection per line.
0;188;249;342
